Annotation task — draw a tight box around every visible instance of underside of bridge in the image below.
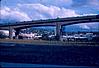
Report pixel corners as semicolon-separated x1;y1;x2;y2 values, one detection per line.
0;15;99;40
8;23;62;40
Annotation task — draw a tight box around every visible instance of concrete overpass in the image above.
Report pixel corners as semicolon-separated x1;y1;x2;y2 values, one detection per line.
0;15;99;40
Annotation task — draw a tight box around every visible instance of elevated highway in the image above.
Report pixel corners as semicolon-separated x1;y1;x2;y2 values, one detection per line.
0;15;99;40
0;15;99;29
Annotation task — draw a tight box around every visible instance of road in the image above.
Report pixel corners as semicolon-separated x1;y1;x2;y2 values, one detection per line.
0;42;99;66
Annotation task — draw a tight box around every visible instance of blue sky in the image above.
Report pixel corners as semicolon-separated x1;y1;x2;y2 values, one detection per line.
0;0;99;32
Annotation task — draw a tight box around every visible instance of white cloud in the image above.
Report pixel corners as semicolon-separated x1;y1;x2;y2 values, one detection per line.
79;24;90;29
0;6;31;22
82;14;97;16
18;3;79;19
1;3;97;23
76;22;99;30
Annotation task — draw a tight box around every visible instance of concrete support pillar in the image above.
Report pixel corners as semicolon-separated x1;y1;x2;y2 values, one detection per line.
56;22;61;41
15;29;20;39
9;27;13;39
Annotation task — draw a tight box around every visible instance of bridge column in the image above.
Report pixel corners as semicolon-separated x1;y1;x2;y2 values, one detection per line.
56;22;61;41
15;29;20;39
9;27;13;39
